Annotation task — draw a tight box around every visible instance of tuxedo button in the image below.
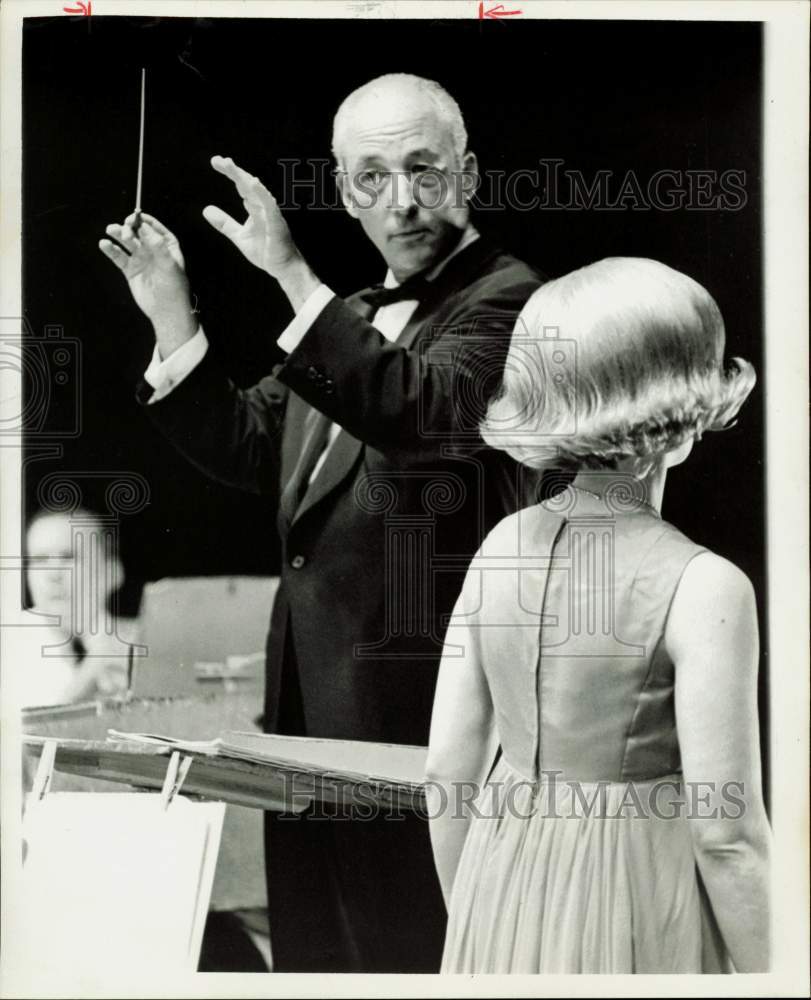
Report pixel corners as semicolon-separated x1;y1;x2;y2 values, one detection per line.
290;554;306;569
323;378;334;394
307;366;319;381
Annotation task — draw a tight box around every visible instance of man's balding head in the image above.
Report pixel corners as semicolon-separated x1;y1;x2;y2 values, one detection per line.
332;74;468;171
331;74;477;282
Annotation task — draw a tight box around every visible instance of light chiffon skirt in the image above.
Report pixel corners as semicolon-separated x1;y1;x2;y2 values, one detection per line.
441;759;729;973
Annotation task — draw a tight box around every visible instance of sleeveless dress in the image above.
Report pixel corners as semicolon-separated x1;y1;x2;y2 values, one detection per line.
440;488;730;974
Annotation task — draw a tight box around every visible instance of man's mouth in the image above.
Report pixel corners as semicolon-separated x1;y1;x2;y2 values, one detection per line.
390;229;429;242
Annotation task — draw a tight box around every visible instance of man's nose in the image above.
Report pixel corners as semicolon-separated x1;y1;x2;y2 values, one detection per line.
47;569;63;587
388;172;417;215
44;558;69;581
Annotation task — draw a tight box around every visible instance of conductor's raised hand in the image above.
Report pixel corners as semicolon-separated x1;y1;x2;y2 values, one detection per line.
204;156;301;279
98;214;194;337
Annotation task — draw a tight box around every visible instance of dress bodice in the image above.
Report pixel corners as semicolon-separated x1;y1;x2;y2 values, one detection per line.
456;488;706;783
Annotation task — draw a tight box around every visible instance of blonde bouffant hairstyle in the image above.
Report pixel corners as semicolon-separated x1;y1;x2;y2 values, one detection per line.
480;258;756;470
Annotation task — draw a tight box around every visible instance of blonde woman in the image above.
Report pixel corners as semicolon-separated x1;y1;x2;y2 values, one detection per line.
426;258;770;973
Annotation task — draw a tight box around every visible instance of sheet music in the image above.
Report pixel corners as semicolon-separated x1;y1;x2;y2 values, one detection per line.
107;728;428;788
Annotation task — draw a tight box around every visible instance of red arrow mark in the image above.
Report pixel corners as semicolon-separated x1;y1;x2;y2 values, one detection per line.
63;1;91;14
478;2;522;19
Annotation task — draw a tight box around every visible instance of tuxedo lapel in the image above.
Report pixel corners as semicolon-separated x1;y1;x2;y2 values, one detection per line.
292;428;363;526
279;403;332;526
395;238;501;351
287;292;370;527
287;240;501;527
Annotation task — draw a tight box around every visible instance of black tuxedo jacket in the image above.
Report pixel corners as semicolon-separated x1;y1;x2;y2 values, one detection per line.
139;236;544;971
141;237;544;747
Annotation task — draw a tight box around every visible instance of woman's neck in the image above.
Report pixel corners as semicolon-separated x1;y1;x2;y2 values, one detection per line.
572;460;667;514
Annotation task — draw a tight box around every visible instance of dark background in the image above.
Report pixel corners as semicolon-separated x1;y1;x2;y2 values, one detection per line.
21;15;765;770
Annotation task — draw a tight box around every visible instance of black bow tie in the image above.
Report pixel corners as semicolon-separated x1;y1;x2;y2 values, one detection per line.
359;275;431;312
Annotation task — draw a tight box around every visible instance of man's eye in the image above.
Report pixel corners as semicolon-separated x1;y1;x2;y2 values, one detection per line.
413;166;443;185
357;170;386;188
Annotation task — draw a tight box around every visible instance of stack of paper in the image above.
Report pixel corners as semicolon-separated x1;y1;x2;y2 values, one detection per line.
24;732;430;814
108;729;428;789
15;792;224;976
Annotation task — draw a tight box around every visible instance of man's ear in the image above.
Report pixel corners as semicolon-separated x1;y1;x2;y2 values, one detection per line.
459;151;480;204
336;166;360;220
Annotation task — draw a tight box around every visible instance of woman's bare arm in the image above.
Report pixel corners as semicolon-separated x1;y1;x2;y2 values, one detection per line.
668;551;771;972
425;580;497;908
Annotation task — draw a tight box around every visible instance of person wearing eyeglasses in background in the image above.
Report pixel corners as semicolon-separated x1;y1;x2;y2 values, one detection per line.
19;508;132;708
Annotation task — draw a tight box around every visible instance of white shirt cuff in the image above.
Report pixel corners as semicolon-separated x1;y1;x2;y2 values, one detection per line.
143;327;209;403
277;285;335;354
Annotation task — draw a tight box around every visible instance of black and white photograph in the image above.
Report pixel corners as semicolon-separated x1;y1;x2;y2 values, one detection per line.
0;0;807;995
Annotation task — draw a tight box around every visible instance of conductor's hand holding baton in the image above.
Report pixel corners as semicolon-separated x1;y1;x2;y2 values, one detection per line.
99;214;196;361
100;156;322;353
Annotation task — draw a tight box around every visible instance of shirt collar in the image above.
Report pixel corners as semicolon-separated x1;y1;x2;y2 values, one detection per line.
382;225;480;290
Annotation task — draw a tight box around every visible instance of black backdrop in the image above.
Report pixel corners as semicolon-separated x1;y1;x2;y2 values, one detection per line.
21;15;765;755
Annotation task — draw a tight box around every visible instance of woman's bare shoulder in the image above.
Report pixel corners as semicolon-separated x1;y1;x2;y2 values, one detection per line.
666;550;757;658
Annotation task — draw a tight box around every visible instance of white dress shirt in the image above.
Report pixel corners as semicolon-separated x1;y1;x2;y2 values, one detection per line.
144;226;480;478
